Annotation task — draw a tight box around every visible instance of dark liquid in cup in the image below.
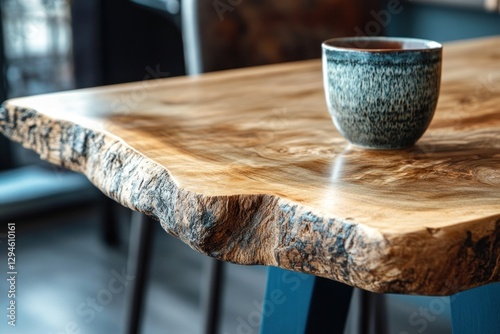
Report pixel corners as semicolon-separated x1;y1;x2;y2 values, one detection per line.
329;39;434;51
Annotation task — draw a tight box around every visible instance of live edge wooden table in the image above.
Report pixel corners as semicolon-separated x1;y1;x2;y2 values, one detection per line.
1;37;500;333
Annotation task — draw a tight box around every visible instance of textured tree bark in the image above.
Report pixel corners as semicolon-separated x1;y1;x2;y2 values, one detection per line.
1;37;499;296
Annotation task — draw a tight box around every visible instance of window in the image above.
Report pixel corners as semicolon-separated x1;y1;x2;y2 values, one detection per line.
1;0;74;97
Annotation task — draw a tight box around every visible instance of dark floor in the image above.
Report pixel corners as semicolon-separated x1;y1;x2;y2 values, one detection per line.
0;198;451;334
0;203;270;334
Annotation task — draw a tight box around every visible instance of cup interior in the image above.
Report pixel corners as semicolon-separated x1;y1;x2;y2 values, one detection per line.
323;37;442;52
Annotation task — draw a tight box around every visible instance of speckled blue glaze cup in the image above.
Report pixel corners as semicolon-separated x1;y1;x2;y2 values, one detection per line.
322;37;442;149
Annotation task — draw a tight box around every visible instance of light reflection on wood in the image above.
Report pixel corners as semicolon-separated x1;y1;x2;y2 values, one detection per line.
1;37;499;295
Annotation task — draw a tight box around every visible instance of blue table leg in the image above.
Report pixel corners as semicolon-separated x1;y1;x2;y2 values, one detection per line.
259;267;316;334
450;283;500;334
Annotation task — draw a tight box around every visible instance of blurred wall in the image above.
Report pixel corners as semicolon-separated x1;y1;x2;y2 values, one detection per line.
71;0;185;88
385;2;500;42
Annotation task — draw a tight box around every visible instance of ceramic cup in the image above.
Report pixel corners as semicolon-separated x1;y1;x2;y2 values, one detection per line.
322;37;442;149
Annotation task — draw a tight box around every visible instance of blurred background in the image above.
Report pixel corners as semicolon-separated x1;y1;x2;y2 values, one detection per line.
0;0;499;333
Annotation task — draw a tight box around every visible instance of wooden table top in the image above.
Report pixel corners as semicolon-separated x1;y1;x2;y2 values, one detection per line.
1;37;499;296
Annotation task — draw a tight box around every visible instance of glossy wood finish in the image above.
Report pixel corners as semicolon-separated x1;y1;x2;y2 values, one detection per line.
1;37;499;295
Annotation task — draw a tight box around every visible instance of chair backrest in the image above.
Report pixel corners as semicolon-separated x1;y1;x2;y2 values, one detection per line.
182;0;379;75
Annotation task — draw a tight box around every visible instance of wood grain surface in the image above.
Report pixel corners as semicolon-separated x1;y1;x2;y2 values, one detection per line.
1;37;499;295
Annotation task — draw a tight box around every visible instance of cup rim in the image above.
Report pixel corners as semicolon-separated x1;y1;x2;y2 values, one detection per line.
322;36;442;53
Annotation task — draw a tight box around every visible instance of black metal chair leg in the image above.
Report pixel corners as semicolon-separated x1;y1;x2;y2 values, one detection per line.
101;196;120;247
372;292;387;334
201;258;224;334
358;289;387;334
125;211;154;334
305;277;354;333
0;136;14;171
